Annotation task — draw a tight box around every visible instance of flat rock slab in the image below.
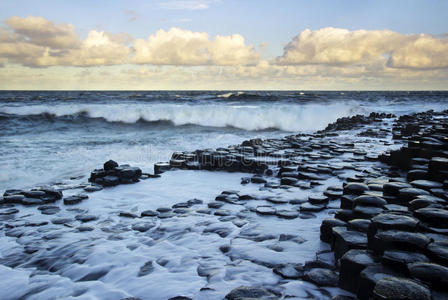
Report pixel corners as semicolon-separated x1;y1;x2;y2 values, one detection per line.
256;205;276;215
373;276;431;300
371;230;431;254
276;210;299;219
414;208;448;228
382;250;429;272
343;183;369;195
225;286;277;300
273;264;303;279
303;268;339;287
371;213;419;232
75;214;98;223
427;241;448;265
407;262;448;289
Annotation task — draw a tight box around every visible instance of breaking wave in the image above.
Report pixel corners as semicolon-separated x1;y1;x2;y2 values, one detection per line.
1;102;364;132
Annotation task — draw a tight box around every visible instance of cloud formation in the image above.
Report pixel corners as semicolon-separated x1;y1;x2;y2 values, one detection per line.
277;27;448;69
132;28;259;66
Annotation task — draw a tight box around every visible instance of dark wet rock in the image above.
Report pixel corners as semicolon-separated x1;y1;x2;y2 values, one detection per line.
251;175;267;184
309;195;329;205
77;226;94;232
348;219;371;233
357;265;402;300
343;183;369;195
224;286;277;300
332;296;356;300
25;221;48;227
373;276;431;300
101;175;120;187
300;203;325;212
370;213;419;234
256;205;276;215
339;249;377;293
158;212;175;219
172;202;191;209
21;198;44;205
303;268;339;287
157;207;172;213
208;201;224;209
354;195;387;208
187;198;203;206
411;180;443;191
203;226;233;238
334;209;355;222
84;185;103;192
141;210;159;217
138;260;154;277
132;222;155;232
24;245;40;254
408;195;446;211
340;194;356;209
353;205;383;219
232;219;247;227
23;190;46;198
3;194;25;204
332;227;368;260
214;209;232;216
273;264;303;279
382;250;429;272
370;230;431;254
280;177;298;186
427;241;448;265
75;214;98;223
40;206;61;215
383;182;412;197
414;207;448;228
321;218;347;243
104;159;118;171
64;194;88;205
196;208;211;214
276;210;299;219
399;188;430;202
0;208;19;215
119;212;139;218
51;218;73;225
154;162;171;174
407;262;448;289
168;297;192;300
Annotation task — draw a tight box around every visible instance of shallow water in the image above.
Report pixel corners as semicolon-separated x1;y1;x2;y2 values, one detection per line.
1;90;447;190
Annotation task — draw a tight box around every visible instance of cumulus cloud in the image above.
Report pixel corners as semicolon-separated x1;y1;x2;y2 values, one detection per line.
0;16;131;67
132;27;259;66
5;16;80;49
277;27;448;69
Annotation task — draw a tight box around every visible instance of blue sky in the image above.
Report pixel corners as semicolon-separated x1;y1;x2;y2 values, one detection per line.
0;0;447;89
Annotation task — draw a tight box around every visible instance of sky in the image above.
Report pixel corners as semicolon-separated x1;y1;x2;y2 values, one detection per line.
0;0;447;90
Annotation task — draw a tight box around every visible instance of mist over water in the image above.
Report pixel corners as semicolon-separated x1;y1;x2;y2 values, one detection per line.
1;90;447;190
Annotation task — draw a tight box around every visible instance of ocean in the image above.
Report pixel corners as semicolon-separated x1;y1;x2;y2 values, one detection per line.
1;90;447;191
0;90;447;299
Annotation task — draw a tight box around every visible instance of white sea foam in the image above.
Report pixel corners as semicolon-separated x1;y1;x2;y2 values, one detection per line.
1;101;364;132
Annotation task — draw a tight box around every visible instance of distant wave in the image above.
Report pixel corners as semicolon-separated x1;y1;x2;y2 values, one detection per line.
0;102;364;132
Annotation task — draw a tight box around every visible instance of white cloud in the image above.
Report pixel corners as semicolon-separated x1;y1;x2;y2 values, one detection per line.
132;27;260;66
5;16;80;49
277;27;448;69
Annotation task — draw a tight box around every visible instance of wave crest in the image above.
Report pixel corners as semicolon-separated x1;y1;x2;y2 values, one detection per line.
0;102;364;132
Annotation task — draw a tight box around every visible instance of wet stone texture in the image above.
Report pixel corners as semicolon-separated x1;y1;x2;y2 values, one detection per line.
1;110;448;299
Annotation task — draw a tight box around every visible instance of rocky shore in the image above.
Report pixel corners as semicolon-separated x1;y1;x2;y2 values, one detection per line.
1;109;447;299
